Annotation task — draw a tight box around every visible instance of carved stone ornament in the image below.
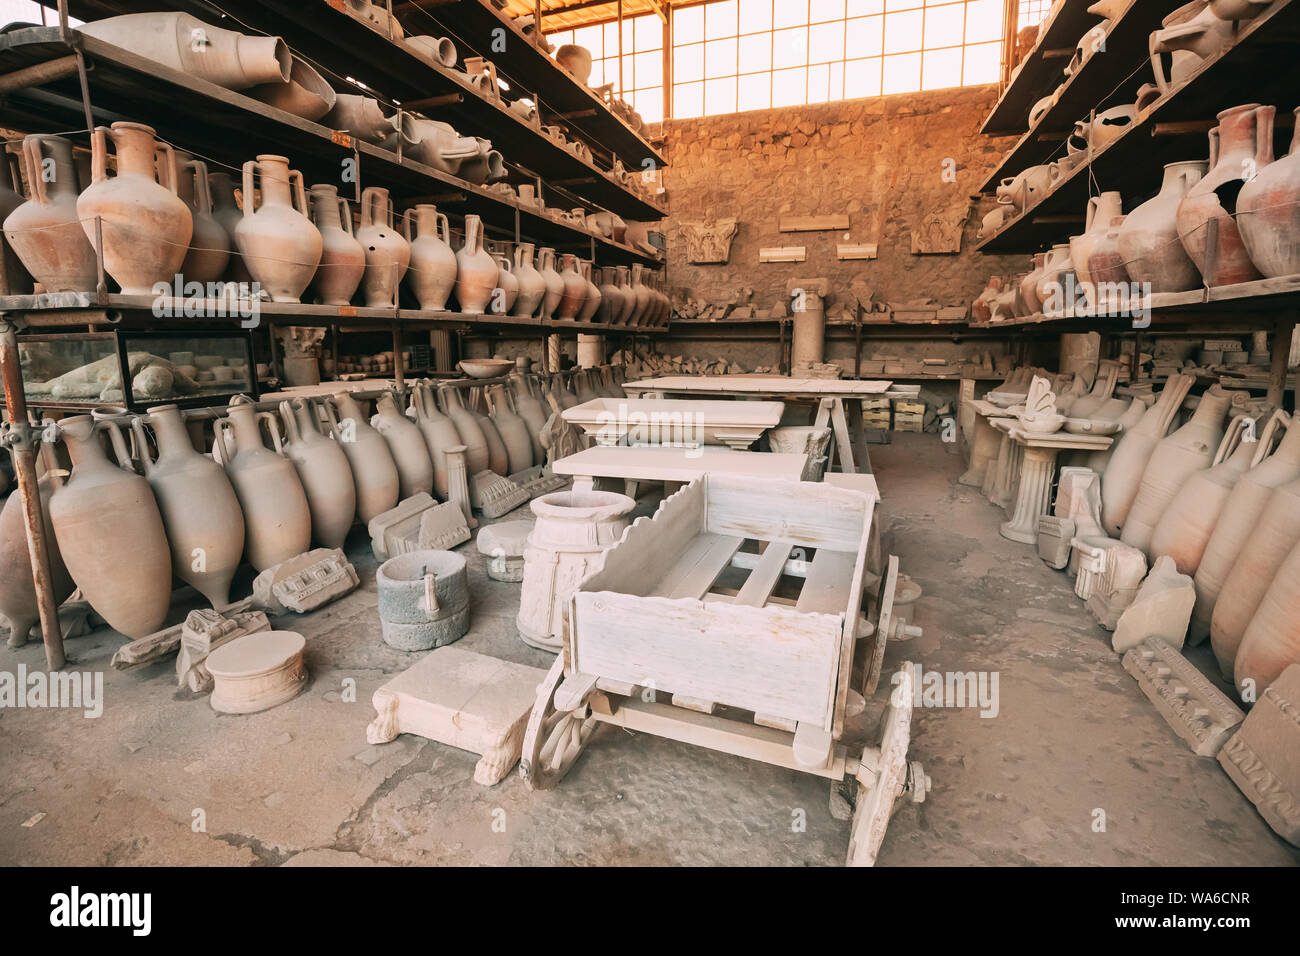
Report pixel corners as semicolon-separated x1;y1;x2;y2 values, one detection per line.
910;201;971;255
681;217;739;264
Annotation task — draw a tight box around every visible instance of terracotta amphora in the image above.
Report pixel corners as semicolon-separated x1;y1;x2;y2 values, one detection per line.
550;372;579;410
0;148;32;294
630;264;654;326
596;267;623;323
208;170;253;283
1034;243;1073;314
493;255;519;314
1068;359;1120;420
510;242;546;317
614;266;636;323
1176;104;1272;287
1233;535;1300;695
324;392;401;524
175;155;231;283
1121;384;1233;553
279;398;356;550
214;402;311;571
1237;106;1300;278
133;404;245;607
404;204;457;310
372;392;435;499
536;246;564;319
451;214;497;314
0;467;75;648
467;391;510;475
510;374;549;460
1117;161;1206;292
1069;191;1123;305
1101;373;1194;534
1191;412;1300;643
411;382;461;499
50;416;172;638
1210;472;1300;678
556;253;585;320
234;154;322;302
438;385;490;473
4;134;95;292
356;186;409;307
488;384;534;473
77;123;192;295
1018;254;1047;314
574;368;600;405
1149;412;1261;575
308;183;365;306
575;260;600;322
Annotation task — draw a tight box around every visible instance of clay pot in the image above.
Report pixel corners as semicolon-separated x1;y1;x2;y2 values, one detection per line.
535;247;564;319
578;260;601;322
574;368;600;405
356;186;410;307
1237;106;1300;279
1035;243;1074;314
1122;384;1233;553
1070;191;1123;305
1074;105;1137;152
324;392;401;524
4;135;95;293
510;242;546;318
80;12;289;88
1210;0;1272;18
1192;414;1300;643
307;183;365;306
997;164;1055;208
596;266;623;323
488;384;534;473
1234;535;1300;694
629;263;652;326
388;119;480;177
517;489;635;651
411;383;461;499
249;55;336;121
208;170;253;284
234;154;322;302
0;470;75;648
1086;396;1149;472
454;214;498;314
438;386;490;474
174;156;231;284
132;404;244;607
468;393;510;475
1117;160;1206;293
322;94;396;143
1101;374;1194;534
77;123;193;295
404;204;457;310
372;392;435;499
511;375;549;461
1017;255;1046;314
614;266;636;323
1150;2;1234;93
0;149;32;295
214;402;312;571
1149;413;1260;575
555;44;593;83
51;416;172;638
1069;365;1119;420
279;398;356;550
1176;104;1273;287
405;35;458;68
550;373;579;410
494;255;519;314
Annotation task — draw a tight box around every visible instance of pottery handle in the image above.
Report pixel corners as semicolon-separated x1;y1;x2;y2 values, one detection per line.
212;419;231;468
90;126;110;186
360;186;378;227
22;137;48;205
437;213;450;245
336;197;354;237
257;411;285;455
278;400;301;445
95;418;135;472
321;396;343;440
401;206;412;242
1216;415;1248;467
154;142;179;195
241;160;258;218
1085;195;1099;233
190;160;213;213
1253;408;1290;466
289;169;309;217
1207;127;1220;170
1254;104;1276;170
129;417;156;475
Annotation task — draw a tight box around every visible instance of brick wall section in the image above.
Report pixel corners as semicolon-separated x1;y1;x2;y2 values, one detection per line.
651;85;1027;312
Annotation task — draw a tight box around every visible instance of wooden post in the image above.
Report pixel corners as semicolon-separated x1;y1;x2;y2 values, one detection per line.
1268;318;1293;409
392;322;405;391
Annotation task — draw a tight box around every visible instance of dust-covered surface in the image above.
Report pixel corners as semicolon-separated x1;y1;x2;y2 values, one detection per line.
1;434;1296;866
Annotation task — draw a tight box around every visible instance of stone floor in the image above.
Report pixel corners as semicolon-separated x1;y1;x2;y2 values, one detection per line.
1;433;1296;866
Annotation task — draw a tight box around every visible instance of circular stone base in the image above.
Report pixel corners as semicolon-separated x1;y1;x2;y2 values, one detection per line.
381;604;470;651
516;616;562;653
207;631;308;714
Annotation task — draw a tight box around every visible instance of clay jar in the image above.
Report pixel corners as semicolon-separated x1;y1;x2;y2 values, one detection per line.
325;392;401;523
1237;106;1300;278
494;255;519;314
1101;374;1194;534
234;154;322;302
555;44;593;83
4;134;97;292
578;260;601;322
1035;244;1073;314
51;416;173;638
488;383;534;473
404;204;457;310
454;214;498;314
372;392;435;499
614;266;636;323
176;156;231;283
597;266;623;323
1117;161;1206;292
510;242;546;317
438;385;490;473
467;391;510;475
1019;254;1047;314
132;404;245;607
1121;384;1233;553
1070;192;1123;304
356;186;410;307
307;183;365;306
279;398;356;550
77;122;192;295
629;263;652;325
0;470;75;648
535;246;564;319
1233;536;1300;694
510;375;549;460
1176;104;1273;287
215;402;312;571
208;170;253;283
1149;2;1234;93
516;489;634;651
411;383;461;499
0;149;31;294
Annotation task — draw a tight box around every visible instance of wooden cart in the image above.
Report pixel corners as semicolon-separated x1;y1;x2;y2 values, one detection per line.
520;474;930;866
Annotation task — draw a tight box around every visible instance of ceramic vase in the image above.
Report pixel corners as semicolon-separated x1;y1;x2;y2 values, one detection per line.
468;394;510;475
494;255;519;314
488;384;534;473
0;149;32;294
308;183;365;306
438;386;490;473
596;267;623;323
208;170;253;284
452;214;497;314
614;266;636;323
0;469;75;647
1237;105;1300;278
325;392;401;524
356;186;409;307
279;398;356;550
404;204;457;310
536;246;564;319
372;392;435;499
1069;191;1123;304
411;383;461;499
176;155;231;283
234;154;322;302
4;134;96;292
1117;161;1206;292
510;242;546;317
511;375;549;461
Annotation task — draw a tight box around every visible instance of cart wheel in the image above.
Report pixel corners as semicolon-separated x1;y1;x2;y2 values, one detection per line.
520;655;598;791
846;661;927;867
863;556;922;698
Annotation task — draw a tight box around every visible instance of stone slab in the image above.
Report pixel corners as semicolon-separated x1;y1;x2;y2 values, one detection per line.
1122;638;1244;758
1218;664;1300;846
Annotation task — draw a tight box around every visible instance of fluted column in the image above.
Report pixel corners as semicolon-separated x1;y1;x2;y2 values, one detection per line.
959;413;1001;487
1001;445;1059;544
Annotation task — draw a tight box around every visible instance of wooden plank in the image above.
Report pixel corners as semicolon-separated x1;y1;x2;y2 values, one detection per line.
704;474;871;551
753;713;798;732
731;549;811;579
653;532;744;600
796;549;857;615
735;541;795;607
671;694;719;714
836;243;879;260
578;479;707;598
780;214;850;232
759;246;806;263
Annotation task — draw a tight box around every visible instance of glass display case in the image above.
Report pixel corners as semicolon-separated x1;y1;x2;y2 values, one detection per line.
11;330;258;412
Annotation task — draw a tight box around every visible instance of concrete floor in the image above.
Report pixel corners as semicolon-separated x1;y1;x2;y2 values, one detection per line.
1;433;1296;866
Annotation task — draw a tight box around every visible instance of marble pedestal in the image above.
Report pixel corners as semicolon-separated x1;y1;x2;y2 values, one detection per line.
997;427;1113;545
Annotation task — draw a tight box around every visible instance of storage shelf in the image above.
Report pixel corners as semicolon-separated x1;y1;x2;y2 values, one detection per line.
0;26;662;268
977;0;1300;253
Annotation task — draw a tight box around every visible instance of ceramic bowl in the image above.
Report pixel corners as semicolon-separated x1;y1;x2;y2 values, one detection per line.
985;390;1027;408
458;358;514;379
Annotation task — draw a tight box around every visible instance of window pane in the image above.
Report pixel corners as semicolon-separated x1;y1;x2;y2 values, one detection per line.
846;15;884;57
634;88;664;123
809;20;845;63
847;0;885;14
674;79;704;118
739;32;773;71
829;59;845;98
772;26;808;68
706;0;738;39
922;46;963;88
635;50;663;87
705;37;738;77
882;50;920;92
810;0;846;22
604;22;619;51
573;24;602;55
924;3;966;48
844;56;882;97
738;71;772;111
885;0;922;9
675;5;705;44
739;0;774;33
772;66;807;105
676;41;705;82
963;38;1000;83
964;0;1003;43
635;15;664;50
774;0;809;30
884;9;923;52
807;62;831;102
589;59;606;88
705;76;738;115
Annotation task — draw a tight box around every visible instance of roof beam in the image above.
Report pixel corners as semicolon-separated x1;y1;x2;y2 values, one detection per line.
541;0;667;23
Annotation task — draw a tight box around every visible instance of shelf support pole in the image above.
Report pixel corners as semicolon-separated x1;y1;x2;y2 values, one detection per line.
1268;316;1294;409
